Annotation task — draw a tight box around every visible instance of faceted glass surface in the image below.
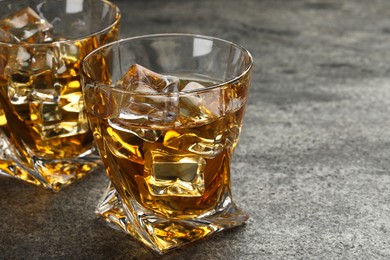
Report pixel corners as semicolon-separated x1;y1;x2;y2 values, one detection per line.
0;0;120;191
82;34;252;253
0;7;53;43
115;64;180;124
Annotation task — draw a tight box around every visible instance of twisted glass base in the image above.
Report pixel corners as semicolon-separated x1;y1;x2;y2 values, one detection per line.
0;132;100;191
96;182;249;254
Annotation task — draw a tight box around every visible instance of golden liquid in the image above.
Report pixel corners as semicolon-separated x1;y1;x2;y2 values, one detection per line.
88;77;249;218
0;42;96;160
0;19;119;162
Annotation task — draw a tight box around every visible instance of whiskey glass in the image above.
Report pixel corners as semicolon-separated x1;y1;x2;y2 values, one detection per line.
81;34;253;253
0;0;120;191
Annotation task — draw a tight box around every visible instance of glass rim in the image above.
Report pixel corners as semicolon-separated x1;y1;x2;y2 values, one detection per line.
0;0;121;46
81;33;253;95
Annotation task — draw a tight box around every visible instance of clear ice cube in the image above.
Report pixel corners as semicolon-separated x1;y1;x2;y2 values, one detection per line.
5;45;84;139
116;64;179;92
6;46;54;109
179;81;221;123
115;64;180;124
46;47;67;75
108;117;162;143
7;73;33;105
31;89;59;103
182;81;205;92
6;46;53;76
33;102;62;123
145;148;206;197
0;7;53;43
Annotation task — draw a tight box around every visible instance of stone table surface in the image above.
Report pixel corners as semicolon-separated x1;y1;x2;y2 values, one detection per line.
3;0;390;259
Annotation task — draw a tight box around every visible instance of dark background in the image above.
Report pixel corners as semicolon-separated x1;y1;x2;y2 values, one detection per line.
3;0;390;259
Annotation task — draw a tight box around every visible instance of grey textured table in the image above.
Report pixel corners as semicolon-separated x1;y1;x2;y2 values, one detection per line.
2;0;390;259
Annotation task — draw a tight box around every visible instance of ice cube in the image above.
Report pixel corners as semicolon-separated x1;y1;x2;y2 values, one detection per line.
108;117;162;143
29;87;61;123
182;81;205;92
116;64;180;124
30;88;58;103
47;44;80;99
179;82;203;118
5;46;55;111
116;64;179;92
7;72;52;107
50;43;82;83
144;148;205;197
0;7;53;43
179;81;221;123
45;46;68;75
34;102;62;123
6;46;53;76
163;129;224;159
7;77;32;105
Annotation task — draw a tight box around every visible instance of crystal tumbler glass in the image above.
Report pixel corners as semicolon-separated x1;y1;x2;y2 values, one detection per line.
81;34;253;253
0;0;120;191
